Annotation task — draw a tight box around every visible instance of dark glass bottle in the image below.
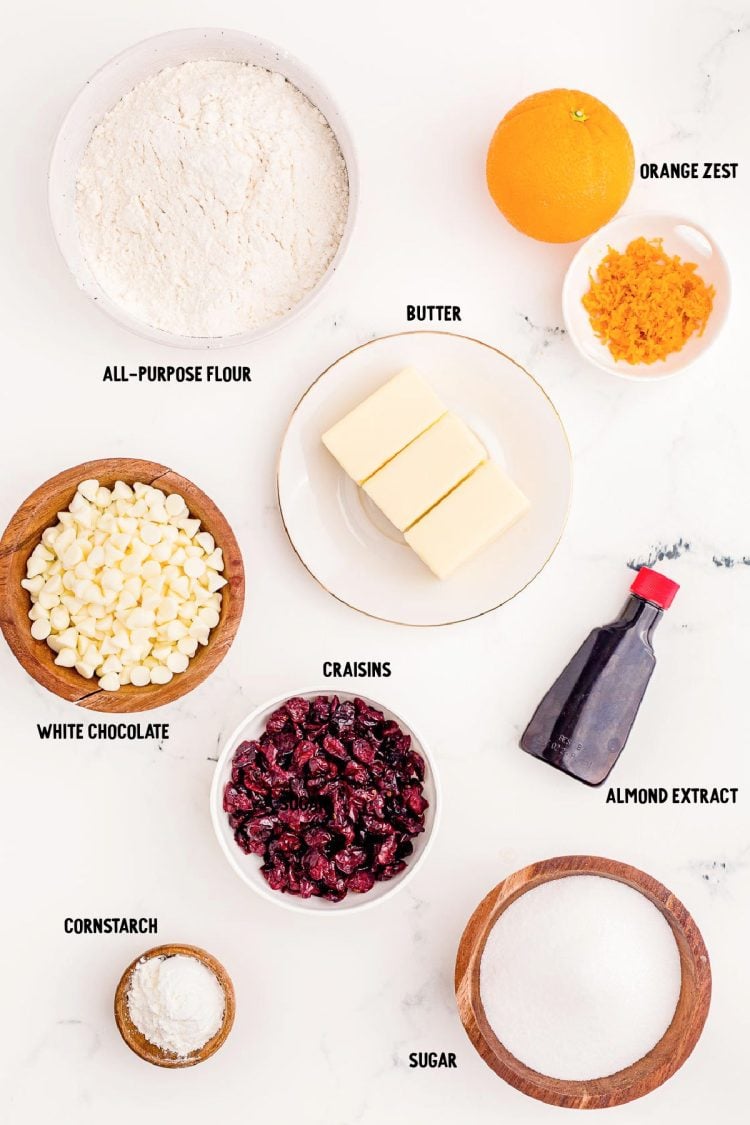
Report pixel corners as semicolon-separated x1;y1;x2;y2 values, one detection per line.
520;567;679;787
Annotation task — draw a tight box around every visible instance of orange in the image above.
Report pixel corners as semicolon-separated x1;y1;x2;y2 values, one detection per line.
486;89;634;243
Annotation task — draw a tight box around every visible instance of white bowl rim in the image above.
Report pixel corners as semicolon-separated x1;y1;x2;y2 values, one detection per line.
48;26;359;350
209;687;442;915
562;210;731;382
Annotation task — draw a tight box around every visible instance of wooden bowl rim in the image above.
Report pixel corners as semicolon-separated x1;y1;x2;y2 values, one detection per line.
0;457;245;712
114;943;236;1068
455;855;711;1110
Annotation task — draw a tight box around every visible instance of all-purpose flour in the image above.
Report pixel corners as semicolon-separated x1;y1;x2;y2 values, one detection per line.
76;60;349;337
127;953;225;1058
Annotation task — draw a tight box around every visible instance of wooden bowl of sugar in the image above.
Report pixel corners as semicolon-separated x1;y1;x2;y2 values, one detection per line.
114;943;235;1067
455;855;711;1110
0;457;244;712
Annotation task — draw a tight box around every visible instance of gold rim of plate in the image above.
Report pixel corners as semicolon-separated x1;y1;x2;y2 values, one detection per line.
276;330;573;628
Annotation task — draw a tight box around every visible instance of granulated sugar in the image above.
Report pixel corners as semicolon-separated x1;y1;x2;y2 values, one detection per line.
480;875;682;1081
76;60;349;337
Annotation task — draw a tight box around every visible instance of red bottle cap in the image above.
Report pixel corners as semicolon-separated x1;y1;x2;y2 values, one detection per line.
630;567;679;609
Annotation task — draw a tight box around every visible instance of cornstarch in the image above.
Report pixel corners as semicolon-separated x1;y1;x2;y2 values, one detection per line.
76;60;349;337
127;953;225;1058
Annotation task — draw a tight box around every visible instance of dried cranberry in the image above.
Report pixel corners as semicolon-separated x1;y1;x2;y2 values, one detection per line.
331;700;356;732
375;861;407;882
335;846;366;874
403;786;428;814
408;751;425;780
258;739;278;767
242;768;269;795
365;793;386;818
375;835;398;866
347;871;375;893
344;760;369;783
322;735;347;760
310;696;331;721
362;816;391;836
233;741;259;766
337;822;356;846
304;849;334;883
293;740;317;770
261;863;287;890
277;808;305;832
224;694;428;902
352;738;376;765
265;708;289;733
286;697;310;723
246;814;277;840
303;827;332;848
272;730;297;756
223;785;253;813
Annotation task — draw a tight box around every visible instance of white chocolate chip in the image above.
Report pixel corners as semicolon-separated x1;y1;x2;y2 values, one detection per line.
166;651;190;674
78;479;99;502
198;607;220;629
184;557;206;579
23;479;224;690
150;666;173;685
49;606;70;631
30;619;51;640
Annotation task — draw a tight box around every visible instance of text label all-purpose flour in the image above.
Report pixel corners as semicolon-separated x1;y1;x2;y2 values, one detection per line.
76;60;349;337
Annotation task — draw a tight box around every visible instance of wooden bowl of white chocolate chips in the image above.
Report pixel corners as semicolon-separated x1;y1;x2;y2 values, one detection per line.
0;457;244;712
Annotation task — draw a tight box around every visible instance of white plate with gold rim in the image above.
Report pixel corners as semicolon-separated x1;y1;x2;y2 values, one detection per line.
277;331;572;626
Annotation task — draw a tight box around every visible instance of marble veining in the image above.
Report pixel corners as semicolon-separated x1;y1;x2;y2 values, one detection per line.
0;0;748;1123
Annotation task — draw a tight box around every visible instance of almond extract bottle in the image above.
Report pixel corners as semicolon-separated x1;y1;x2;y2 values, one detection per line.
519;567;679;787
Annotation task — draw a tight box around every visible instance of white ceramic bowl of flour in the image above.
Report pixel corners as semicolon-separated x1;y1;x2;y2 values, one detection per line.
49;28;358;348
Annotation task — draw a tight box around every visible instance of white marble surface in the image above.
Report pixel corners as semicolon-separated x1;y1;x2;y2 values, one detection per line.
1;0;748;1120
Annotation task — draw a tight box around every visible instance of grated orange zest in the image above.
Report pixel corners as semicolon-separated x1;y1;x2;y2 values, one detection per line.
582;236;715;365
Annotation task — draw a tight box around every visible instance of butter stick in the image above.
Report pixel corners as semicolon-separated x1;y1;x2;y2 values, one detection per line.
321;367;446;484
363;414;486;532
404;462;530;579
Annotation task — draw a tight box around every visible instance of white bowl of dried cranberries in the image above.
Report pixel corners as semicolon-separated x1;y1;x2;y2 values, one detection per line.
210;690;440;913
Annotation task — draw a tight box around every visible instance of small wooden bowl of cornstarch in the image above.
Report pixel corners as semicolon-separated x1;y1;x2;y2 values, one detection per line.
455;856;711;1110
115;944;235;1067
49;27;357;347
0;457;244;712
